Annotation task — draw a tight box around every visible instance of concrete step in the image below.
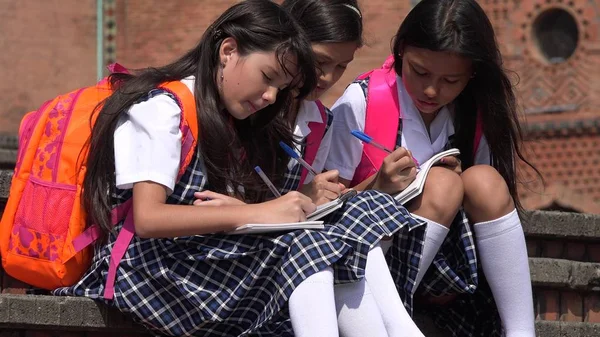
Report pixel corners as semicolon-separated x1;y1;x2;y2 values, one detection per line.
529;257;600;291
1;293;598;336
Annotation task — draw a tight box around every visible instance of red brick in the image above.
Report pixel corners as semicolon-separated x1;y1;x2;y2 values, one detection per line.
587;243;600;263
536;290;560;321
541;240;564;259
526;239;540;257
560;291;584;322
584;294;600;323
565;242;586;261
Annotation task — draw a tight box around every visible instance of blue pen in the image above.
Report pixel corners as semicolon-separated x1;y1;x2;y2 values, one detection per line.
351;130;420;169
254;166;282;198
279;141;319;176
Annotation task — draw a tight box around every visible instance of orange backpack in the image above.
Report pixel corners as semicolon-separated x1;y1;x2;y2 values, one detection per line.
0;72;198;290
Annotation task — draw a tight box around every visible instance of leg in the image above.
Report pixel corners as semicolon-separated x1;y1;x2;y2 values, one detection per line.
289;268;339;337
462;165;535;337
364;245;425;337
407;167;463;290
335;279;389;337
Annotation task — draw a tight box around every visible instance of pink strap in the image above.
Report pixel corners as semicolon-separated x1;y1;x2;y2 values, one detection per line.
362;66;400;165
71;200;132;254
103;206;135;300
72;225;103;253
299;101;327;187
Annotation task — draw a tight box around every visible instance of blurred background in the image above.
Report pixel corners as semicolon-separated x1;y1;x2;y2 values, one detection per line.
1;0;598;213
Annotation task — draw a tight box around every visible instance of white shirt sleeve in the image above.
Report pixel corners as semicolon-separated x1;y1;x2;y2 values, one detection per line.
324;83;367;181
474;135;491;165
114;93;183;194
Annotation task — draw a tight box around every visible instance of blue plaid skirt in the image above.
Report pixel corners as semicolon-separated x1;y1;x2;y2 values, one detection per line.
54;190;426;337
391;209;502;337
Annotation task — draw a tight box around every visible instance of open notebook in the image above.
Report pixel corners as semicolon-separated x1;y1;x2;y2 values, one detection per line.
230;189;357;235
394;148;460;205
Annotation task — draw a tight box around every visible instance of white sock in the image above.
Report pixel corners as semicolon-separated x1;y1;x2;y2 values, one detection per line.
474;209;535;337
412;215;449;293
365;245;425;337
289;268;339;337
334;280;388;337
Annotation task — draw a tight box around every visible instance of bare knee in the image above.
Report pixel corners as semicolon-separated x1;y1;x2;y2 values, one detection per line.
462;165;514;222
408;167;463;226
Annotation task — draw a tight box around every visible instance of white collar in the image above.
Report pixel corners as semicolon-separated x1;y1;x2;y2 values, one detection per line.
294;100;324;139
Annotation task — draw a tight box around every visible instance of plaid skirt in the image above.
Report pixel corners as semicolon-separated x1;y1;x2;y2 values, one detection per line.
54;190;426;337
391;209;503;337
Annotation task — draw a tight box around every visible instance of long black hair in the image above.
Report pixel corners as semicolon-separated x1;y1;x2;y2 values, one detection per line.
391;0;539;210
282;0;363;46
84;0;317;234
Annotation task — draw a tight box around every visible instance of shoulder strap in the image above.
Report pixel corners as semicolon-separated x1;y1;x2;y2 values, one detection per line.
299;100;327;187
159;81;198;179
362;64;401;171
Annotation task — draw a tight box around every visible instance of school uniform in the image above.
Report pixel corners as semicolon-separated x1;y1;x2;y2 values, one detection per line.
54;79;425;337
283;100;427;313
324;75;503;337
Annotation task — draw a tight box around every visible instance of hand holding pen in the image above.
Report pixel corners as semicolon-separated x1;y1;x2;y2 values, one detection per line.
279;142;345;205
351;130;418;194
351;131;420;169
254;165;316;222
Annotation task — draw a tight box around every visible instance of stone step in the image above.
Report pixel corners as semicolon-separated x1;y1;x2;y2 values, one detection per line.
529;257;600;291
522;210;600;240
1;293;598;336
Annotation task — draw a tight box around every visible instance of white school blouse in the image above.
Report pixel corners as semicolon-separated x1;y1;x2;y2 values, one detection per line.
324;75;491;181
114;77;330;194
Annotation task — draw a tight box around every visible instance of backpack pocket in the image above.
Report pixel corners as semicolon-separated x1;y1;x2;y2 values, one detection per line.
10;177;75;262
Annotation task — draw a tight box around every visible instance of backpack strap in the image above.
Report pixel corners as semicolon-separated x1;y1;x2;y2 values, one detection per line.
298;100;328;187
351;59;400;186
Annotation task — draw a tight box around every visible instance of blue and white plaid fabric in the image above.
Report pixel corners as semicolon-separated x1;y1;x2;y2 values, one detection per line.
54;92;427;337
353;76;502;337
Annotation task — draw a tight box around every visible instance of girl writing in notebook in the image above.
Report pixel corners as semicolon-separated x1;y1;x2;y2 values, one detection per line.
277;1;426;336
52;1;377;336
325;0;537;336
203;1;428;336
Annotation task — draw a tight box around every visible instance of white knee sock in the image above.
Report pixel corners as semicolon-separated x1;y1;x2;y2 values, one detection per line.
474;209;535;337
365;245;425;337
412;215;449;293
334;280;388;337
289;268;339;337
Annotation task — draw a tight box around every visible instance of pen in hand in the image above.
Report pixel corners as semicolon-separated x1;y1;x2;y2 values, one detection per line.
254;166;282;198
279;141;319;176
351;130;420;170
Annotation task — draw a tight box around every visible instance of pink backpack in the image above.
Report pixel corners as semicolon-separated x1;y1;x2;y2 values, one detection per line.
350;55;484;186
